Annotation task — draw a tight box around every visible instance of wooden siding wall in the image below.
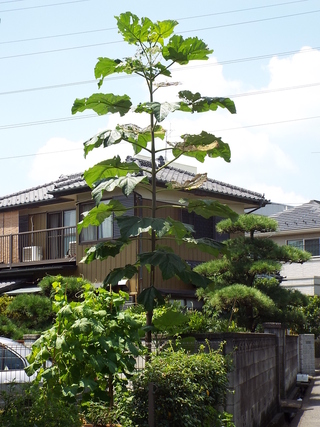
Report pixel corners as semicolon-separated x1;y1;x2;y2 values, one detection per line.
0;211;19;263
77;240;139;294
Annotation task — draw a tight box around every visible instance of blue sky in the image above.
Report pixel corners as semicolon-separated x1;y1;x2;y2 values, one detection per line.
0;0;319;205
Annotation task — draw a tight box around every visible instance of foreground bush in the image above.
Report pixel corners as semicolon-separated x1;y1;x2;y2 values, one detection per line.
26;283;142;410
0;383;81;427
124;344;234;427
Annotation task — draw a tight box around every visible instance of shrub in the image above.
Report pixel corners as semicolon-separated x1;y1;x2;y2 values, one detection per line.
38;274;93;300
0;383;82;427
0;315;25;340
125;344;234;427
6;293;53;330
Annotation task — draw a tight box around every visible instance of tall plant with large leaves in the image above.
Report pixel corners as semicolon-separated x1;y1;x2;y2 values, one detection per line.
72;12;237;340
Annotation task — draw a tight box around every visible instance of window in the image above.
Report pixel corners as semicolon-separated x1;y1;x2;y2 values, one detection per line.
0;347;24;371
287;238;320;256
79;201;113;243
47;210;76;258
181;211;229;242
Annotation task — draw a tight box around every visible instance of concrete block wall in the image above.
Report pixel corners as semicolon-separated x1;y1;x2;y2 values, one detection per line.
197;333;279;427
225;334;278;427
299;334;315;375
285;335;299;396
188;329;305;427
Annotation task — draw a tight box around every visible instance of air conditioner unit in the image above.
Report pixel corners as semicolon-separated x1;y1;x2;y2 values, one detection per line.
22;246;43;262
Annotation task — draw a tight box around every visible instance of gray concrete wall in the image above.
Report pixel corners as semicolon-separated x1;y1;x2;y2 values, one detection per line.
193;333;279;427
225;333;279;427
285;335;299;395
192;328;303;427
299;334;315;375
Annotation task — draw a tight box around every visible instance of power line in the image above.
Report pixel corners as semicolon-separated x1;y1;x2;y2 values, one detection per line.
1;9;319;61
177;0;311;20
214;115;320;133
0;0;90;13
0;147;82;160
0;81;319;129
0;114;319;161
0;0;310;45
182;9;320;34
0;47;319;96
0;113;98;130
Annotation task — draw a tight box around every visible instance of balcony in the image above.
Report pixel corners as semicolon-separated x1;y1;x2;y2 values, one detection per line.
0;226;77;268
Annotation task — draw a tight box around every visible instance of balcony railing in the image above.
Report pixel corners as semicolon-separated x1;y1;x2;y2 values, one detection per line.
0;226;77;267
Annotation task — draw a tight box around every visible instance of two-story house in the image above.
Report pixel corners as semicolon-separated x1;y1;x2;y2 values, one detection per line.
267;200;320;296
0;158;267;306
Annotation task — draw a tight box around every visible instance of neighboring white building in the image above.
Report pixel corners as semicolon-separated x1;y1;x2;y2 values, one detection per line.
267;200;320;296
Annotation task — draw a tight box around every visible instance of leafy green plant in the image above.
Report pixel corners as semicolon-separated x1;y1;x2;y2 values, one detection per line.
71;11;238;343
300;295;320;337
123;343;234;427
38;274;93;300
26;281;142;410
0;383;81;427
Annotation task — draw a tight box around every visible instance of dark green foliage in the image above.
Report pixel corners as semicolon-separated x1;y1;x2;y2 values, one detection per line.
300;295;320;337
0;315;25;340
0;383;81;427
38;274;93;300
196;214;311;331
125;345;234;427
217;214;278;237
6;294;53;330
202;284;276;332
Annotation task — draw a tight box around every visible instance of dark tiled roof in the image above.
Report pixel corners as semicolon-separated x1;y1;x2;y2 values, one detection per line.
0;173;85;209
0;158;266;209
270;200;320;231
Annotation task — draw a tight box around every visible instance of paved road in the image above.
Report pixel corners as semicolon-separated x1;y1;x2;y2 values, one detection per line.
291;371;320;427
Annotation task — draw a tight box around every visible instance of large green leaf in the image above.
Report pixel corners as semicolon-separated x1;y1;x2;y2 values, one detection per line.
116;12;177;46
163;217;194;239
92;175;148;203
134;102;180;122
153;309;189;330
171;131;231;163
182;237;228;257
94;57;130;88
162;35;213;64
137;286;165;311
83;129;122;157
139;250;187;280
181;199;239;221
177;270;212;288
80;240;126;264
83;124;165;157
103;264;138;287
116;216;170;239
84;156;141;188
72;93;131;117
78;200;127;232
178;91;236;114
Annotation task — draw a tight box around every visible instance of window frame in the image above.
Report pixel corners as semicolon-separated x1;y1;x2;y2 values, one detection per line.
287;238;320;256
79;200;113;244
